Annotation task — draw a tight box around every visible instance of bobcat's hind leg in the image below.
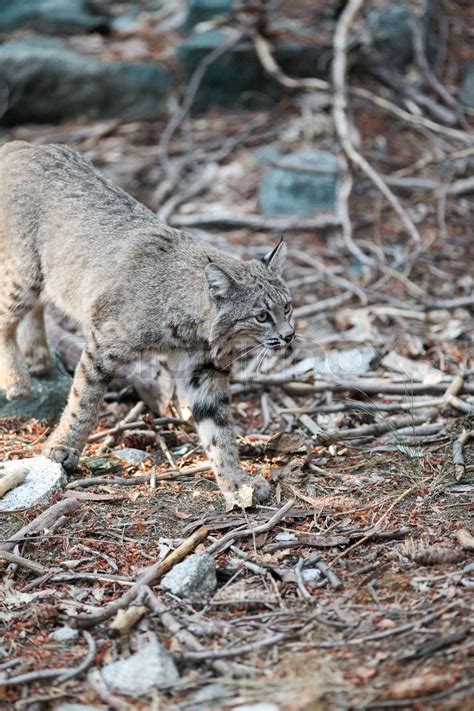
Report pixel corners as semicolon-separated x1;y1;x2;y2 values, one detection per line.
17;302;52;377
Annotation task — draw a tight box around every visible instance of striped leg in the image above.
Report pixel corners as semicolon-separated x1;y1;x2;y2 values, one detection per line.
169;350;270;504
43;343;115;470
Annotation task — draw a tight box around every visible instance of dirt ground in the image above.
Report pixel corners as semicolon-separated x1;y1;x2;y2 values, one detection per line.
1;0;473;709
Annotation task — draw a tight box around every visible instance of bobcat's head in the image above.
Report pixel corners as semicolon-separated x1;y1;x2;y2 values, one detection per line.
205;240;294;357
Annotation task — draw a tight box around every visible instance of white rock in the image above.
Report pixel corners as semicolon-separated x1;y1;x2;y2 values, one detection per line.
102;639;179;697
112;448;151;466
51;625;79;642
56;705;102;711
0;456;65;512
161;553;217;597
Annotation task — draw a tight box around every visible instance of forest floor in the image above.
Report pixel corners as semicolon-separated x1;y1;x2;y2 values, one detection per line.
1;1;473;709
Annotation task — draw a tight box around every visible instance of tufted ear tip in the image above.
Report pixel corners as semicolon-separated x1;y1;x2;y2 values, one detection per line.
262;237;286;275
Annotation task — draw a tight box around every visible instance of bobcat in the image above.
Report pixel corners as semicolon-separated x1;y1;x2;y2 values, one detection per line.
0;141;295;504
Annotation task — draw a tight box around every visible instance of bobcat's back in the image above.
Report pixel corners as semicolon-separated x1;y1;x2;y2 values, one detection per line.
0;142;180;321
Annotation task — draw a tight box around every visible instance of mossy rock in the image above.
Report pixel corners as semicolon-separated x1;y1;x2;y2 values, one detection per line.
0;366;71;423
0;37;170;125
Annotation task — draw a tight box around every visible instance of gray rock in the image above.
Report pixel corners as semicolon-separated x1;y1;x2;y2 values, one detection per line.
367;4;438;69
161;553;217;596
176;29;327;111
191;683;229;709
0;456;65;512
259;150;339;217
0;37;170;125
102;639;179;697
51;625;79;642
112;448;151;466
183;0;233;31
460;61;474;107
233;705;280;711
0;366;71;422
56;705;102;711
302;568;321;583
0;0;108;35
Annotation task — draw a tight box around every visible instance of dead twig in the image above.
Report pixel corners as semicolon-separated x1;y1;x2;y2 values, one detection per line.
66;462;212;489
0;498;82;553
1;632;95;686
332;0;422;257
330;485;418;566
108;605;147;637
72;527;209;628
144;587;234;675
0;550;46;574
97;400;145;453
206;499;295;555
452;429;473;481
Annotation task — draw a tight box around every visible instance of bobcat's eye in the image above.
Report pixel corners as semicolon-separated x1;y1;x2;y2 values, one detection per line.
255;311;270;323
284;302;292;315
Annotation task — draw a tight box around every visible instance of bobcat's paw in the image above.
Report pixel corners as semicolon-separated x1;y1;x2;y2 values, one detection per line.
3;373;31;401
25;348;52;377
43;444;80;471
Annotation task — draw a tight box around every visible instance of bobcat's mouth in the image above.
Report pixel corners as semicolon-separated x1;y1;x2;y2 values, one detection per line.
265;339;283;351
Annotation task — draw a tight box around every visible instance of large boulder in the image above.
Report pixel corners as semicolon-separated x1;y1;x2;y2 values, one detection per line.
0;37;170;125
0;366;71;422
259;150;339;217
0;0;108;35
176;29;327;111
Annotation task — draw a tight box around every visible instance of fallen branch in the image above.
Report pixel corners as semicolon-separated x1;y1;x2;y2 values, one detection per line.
108;605;147;638
206;499;295;555
97;400;145;453
332;0;421;254
453;429;472;481
66;463;212;490
316;412;437;444
0;550;46;574
144;588;234;675
72;526;209;628
0;498;82;553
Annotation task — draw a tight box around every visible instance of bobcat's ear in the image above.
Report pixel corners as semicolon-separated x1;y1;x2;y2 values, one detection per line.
205;262;236;299
262;238;286;275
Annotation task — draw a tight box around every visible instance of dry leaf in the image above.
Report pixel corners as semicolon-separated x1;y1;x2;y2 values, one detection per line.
387;672;456;699
173;509;192;520
265;431;306;453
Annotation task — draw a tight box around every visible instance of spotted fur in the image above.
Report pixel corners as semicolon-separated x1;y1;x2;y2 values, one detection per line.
0;141;294;501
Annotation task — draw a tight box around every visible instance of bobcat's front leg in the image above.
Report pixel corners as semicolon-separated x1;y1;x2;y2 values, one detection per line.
43;342;115;470
169;350;270;504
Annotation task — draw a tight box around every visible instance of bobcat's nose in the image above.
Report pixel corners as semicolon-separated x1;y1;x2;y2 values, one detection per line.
282;330;295;344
